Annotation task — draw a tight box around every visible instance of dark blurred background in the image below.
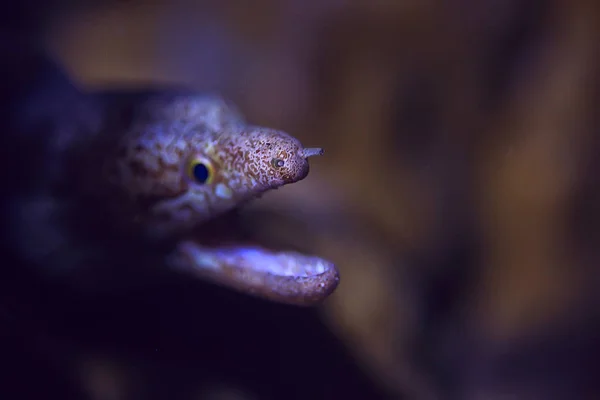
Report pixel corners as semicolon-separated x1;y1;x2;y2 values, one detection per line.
2;1;600;399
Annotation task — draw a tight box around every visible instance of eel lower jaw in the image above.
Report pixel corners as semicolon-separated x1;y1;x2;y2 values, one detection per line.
166;212;340;306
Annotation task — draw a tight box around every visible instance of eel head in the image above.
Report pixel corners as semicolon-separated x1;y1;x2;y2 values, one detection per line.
98;94;339;306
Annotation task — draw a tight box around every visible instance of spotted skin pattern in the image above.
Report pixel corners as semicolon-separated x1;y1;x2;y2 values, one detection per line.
98;94;339;305
103;95;311;238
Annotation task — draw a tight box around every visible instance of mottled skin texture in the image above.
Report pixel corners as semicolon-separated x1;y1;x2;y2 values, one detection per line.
82;93;339;305
102;95;311;238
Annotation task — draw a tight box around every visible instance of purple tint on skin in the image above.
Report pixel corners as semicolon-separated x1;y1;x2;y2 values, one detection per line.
96;93;339;306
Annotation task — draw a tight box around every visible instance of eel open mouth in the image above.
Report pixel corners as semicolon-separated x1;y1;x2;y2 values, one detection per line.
166;199;340;307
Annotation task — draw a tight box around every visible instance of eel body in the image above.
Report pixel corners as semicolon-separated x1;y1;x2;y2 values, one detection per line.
70;92;340;306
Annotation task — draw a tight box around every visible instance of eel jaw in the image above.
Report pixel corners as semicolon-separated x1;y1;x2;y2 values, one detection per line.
164;146;339;306
168;243;339;306
165;210;340;307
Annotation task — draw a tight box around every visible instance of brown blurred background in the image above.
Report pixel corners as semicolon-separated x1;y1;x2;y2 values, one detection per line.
4;0;600;399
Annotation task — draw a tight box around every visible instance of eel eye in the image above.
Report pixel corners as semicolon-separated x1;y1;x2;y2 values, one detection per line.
187;158;214;184
271;158;285;168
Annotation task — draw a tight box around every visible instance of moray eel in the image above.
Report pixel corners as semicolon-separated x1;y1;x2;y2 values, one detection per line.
102;95;339;305
62;92;340;306
4;52;339;306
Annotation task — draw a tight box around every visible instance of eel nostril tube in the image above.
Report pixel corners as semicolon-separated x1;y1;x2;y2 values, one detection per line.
300;147;324;158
